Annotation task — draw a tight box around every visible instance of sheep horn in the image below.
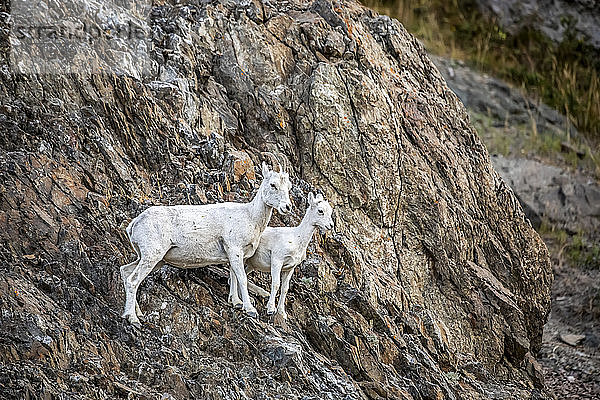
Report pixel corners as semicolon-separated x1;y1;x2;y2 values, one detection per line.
280;154;290;174
261;151;281;173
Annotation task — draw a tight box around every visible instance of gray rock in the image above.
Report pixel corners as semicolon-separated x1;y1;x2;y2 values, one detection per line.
559;334;586;346
475;0;600;50
0;1;552;399
431;55;577;138
492;155;600;236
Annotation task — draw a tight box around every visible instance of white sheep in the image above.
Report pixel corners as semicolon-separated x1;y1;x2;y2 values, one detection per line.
120;161;292;326
244;192;334;319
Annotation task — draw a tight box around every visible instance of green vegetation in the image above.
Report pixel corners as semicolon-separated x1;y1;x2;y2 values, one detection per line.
470;110;598;173
538;220;569;245
539;221;600;270
567;235;600;270
363;0;600;150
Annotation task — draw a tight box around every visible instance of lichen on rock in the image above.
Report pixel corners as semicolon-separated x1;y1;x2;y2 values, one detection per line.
0;0;552;399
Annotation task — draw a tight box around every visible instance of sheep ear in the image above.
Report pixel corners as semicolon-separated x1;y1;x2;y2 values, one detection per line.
315;193;324;202
262;162;270;178
308;192;315;206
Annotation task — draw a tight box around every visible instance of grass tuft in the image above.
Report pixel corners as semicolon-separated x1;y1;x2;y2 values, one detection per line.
539;221;600;270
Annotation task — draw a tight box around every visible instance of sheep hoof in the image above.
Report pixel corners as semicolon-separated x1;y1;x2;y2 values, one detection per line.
273;313;288;327
233;302;243;310
246;310;258;318
124;314;142;329
276;312;287;321
266;310;275;316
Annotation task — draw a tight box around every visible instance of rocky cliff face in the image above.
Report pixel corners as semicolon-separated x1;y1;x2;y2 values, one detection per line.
474;0;600;50
0;1;553;399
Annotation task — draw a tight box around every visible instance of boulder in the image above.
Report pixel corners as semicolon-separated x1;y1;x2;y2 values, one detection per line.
474;0;600;50
492;155;600;237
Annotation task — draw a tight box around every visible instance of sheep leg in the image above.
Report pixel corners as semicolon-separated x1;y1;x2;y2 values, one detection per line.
122;259;155;326
227;248;257;317
228;267;243;309
133;261;164;317
120;260;145;318
275;268;294;320
266;260;283;315
122;251;165;326
120;260;138;293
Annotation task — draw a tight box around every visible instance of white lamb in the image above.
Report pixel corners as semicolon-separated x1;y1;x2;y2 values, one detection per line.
120;161;291;326
244;192;334;319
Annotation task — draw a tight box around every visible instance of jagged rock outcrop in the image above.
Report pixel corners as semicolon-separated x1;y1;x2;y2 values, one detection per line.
474;0;600;50
0;1;553;399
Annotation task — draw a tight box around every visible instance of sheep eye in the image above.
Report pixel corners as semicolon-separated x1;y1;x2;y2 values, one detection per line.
270;183;277;189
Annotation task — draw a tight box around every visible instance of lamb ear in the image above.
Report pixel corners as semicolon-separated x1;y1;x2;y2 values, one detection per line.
262;162;270;178
308;192;315;206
